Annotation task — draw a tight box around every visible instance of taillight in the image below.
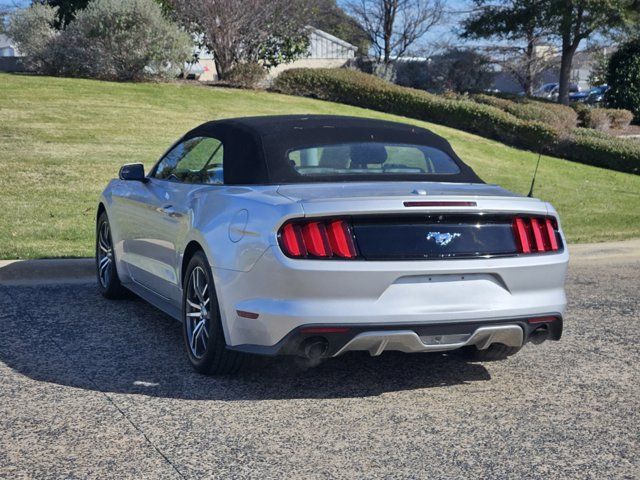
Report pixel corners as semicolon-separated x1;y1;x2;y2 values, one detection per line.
326;220;357;258
280;223;306;257
279;219;358;259
512;216;560;254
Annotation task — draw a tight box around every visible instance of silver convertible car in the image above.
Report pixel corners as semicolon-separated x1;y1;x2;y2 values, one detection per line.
96;115;568;374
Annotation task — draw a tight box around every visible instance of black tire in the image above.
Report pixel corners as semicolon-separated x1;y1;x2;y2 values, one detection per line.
182;251;246;375
460;344;522;361
96;211;128;299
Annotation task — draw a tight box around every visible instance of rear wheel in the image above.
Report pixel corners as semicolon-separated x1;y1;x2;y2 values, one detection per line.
460;344;522;361
96;212;128;299
182;251;246;375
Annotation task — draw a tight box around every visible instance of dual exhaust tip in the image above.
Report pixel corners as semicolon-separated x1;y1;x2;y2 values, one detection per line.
529;325;549;345
302;337;330;360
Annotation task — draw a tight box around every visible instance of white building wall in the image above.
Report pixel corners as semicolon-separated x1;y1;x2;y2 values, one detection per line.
192;27;357;82
308;31;356;60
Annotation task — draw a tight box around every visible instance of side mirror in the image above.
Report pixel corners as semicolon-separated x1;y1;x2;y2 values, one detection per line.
119;163;147;182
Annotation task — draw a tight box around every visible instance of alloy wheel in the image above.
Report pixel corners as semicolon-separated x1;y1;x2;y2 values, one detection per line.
185;266;211;359
97;220;113;288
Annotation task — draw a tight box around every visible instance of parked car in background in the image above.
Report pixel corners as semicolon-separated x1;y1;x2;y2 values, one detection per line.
585;85;609;105
533;83;558;99
96;115;568;375
569;90;589;102
533;82;580;100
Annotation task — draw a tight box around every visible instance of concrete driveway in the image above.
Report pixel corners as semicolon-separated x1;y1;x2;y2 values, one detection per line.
0;249;638;479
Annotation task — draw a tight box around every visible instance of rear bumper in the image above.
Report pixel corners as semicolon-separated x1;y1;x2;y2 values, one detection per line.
228;316;563;357
213;246;568;350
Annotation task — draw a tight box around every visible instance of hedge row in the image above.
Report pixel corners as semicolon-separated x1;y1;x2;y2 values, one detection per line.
572;103;634;131
273;68;639;175
274;68;559;151
561;128;640;172
470;94;578;132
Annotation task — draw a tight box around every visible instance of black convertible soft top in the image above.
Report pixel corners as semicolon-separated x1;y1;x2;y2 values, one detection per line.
181;115;483;185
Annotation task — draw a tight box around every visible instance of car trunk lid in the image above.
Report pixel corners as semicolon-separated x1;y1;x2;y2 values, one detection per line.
275;182;560;260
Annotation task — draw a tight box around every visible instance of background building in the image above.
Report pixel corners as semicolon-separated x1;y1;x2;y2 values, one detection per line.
185;27;357;82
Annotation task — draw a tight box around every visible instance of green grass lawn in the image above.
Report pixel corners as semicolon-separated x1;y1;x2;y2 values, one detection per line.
1;73;639;259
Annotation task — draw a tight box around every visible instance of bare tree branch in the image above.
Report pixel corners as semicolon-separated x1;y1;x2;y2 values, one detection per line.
486;44;558;95
347;0;445;63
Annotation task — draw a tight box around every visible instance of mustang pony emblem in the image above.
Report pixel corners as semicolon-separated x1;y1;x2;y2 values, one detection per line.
426;232;461;246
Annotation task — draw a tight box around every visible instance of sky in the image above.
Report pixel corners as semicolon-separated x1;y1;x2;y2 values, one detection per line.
0;0;29;9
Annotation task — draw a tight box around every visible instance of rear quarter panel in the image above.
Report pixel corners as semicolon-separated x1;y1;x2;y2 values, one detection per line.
186;186;303;274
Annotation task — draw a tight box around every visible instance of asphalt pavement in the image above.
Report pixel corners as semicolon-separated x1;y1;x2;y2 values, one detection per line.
0;253;638;479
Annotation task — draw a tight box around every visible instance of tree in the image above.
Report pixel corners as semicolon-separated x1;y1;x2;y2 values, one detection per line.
310;0;370;55
7;0;191;80
32;0;90;28
546;0;634;104
587;47;610;86
424;48;495;93
170;0;313;79
461;0;635;104
5;3;59;72
462;0;553;96
606;36;640;120
490;45;558;95
346;0;445;63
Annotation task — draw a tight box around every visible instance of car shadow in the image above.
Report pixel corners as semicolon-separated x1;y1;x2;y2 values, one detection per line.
0;283;491;401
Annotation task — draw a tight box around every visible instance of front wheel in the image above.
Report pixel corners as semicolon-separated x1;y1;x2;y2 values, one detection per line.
182;251;246;375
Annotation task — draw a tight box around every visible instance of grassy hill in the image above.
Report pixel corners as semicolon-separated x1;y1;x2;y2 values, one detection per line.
1;73;639;259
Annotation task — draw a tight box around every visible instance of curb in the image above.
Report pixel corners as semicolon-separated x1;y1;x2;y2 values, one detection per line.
0;258;94;286
569;238;640;262
1;239;639;286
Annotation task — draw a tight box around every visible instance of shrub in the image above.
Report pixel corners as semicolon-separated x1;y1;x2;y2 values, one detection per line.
560;129;640;174
606;37;640;122
273;68;560;152
273;68;640;175
58;0;192;81
581;108;612;131
6;0;192;81
575;107;634;131
608;109;634;130
471;94;578;132
4;4;59;73
224;63;267;88
571;102;590;125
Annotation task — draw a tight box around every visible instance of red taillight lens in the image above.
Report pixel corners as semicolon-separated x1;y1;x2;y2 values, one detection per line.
280;223;306;257
530;218;546;252
545;218;559;251
302;221;332;257
513;216;560;254
326;220;357;258
279;219;358;259
513;217;532;253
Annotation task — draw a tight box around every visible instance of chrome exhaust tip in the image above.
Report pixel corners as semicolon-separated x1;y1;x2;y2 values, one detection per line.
302;337;329;360
529;326;549;345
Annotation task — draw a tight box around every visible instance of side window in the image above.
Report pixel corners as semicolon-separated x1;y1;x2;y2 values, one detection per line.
154;137;224;184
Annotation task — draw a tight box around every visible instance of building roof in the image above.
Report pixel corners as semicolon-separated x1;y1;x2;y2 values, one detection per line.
307;27;357;51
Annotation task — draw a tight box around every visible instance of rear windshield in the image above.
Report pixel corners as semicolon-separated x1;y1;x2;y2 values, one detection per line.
287;142;460;177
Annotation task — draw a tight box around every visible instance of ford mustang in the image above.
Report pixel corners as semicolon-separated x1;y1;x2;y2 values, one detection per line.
96;115;568;374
